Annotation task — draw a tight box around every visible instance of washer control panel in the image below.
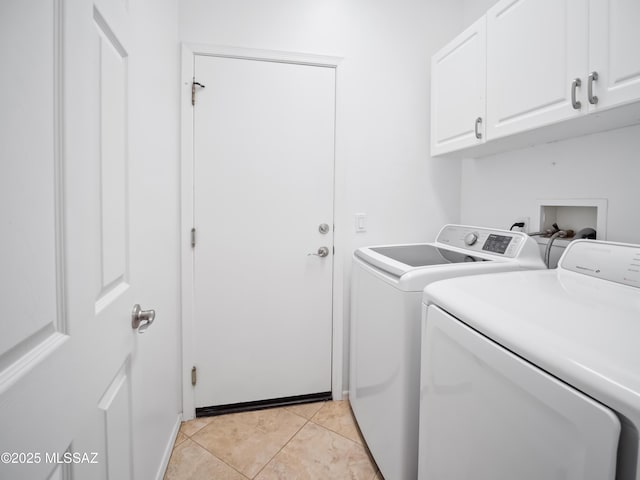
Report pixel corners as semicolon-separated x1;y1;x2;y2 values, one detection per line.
436;225;526;258
482;234;513;254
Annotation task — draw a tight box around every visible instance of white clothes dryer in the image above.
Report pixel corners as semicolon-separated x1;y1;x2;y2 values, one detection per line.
350;224;545;480
419;239;640;480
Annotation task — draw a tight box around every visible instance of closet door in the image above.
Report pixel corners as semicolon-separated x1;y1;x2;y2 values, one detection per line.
486;0;588;139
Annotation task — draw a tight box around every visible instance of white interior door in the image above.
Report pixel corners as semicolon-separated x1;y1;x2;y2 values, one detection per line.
67;3;138;478
0;1;161;478
192;55;335;410
0;2;77;478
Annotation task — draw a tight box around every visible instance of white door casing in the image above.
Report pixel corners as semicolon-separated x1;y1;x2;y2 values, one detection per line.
0;0;163;478
180;45;344;418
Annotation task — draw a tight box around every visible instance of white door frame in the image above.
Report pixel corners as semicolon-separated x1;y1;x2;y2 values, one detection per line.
180;43;345;420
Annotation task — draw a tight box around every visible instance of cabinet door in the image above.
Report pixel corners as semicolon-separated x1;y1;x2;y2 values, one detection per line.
431;17;486;156
589;0;640;111
486;0;588;139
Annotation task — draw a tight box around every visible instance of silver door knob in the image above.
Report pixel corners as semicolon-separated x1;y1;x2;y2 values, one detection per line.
308;246;330;257
132;304;155;334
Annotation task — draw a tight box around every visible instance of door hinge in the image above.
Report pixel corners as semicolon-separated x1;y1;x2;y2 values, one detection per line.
191;366;197;386
191;79;205;106
191;227;196;248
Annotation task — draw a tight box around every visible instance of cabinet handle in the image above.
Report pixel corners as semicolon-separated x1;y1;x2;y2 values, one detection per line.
474;117;483;139
571;78;582;110
588;71;599;105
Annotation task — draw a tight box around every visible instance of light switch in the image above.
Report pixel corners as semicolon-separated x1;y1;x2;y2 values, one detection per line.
355;213;367;233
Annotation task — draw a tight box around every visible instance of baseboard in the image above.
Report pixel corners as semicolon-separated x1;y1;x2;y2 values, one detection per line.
155;413;182;480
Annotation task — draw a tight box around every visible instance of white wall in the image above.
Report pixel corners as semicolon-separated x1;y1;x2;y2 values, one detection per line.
462;0;498;27
460;125;640;243
129;1;182;478
179;0;466;392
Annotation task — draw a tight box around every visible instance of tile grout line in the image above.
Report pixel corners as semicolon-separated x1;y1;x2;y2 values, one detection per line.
311;420;381;479
173;402;377;479
179;419;251;479
181;407;317;480
285;402;379;475
250;409;312;479
187;433;251;479
308;404;382;477
307;417;368;449
308;404;368;449
178;417;214;438
287;403;382;479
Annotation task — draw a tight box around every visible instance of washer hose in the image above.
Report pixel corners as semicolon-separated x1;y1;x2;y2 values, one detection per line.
544;229;574;268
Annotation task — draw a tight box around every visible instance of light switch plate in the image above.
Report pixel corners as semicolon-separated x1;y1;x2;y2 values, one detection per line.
355;213;367;233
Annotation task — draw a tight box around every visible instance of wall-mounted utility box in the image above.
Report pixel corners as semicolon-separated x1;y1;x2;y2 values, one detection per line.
535;198;607;239
533;198;608;268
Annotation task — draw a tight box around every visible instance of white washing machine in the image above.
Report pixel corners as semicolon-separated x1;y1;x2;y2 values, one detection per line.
350;224;545;480
419;239;640;480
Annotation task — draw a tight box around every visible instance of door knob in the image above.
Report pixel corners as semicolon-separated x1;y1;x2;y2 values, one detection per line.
132;304;155;334
308;246;330;257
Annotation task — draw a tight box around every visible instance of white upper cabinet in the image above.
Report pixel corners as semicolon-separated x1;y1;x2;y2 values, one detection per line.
588;0;640;111
486;0;588;140
431;17;486;156
430;0;640;156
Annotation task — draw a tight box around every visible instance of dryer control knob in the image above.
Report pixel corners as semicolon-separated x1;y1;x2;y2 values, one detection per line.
464;232;479;246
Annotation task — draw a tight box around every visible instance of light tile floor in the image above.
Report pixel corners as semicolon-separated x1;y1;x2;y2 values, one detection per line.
164;400;383;480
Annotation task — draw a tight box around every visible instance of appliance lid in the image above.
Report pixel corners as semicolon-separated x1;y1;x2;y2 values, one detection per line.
355;243;489;277
354;224;545;278
424;268;640;396
369;244;487;266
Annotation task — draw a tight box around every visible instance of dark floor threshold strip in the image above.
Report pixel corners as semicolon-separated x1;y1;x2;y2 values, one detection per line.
196;391;332;417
